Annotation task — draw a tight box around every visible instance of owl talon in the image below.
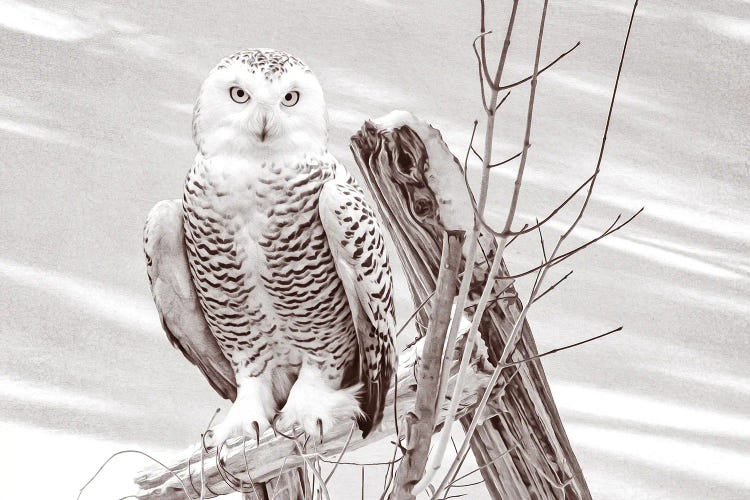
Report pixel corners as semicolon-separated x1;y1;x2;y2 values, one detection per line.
316;419;324;444
251;421;261;448
202;430;214;452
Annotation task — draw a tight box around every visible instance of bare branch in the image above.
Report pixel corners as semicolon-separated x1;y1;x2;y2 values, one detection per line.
423;1;547;495
505;326;623;367
505;208;643;280
449;479;486;489
498;41;581;91
392;232;465;499
561;1;641;240
448;446;517;486
317;456;402;468
292;441;331;500
324;423;356;484
478;0;494;91
486;1;520;92
470;172;597;239
532;269;573;304
396;291;435;338
80;450;194;500
489;150;523;169
462;120;480;171
537;219;548;261
494;90;512;111
472;31;493;111
379;444;401;500
415;2;522;494
434;3;641;496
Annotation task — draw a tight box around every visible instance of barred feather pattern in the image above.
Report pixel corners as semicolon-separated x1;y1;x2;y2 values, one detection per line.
181;151;394;431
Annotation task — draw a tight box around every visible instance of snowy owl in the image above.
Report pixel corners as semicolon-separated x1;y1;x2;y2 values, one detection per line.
143;48;396;447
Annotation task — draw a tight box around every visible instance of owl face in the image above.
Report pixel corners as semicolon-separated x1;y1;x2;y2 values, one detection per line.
193;50;328;158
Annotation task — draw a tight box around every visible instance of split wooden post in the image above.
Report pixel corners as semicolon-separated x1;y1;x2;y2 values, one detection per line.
350;112;592;499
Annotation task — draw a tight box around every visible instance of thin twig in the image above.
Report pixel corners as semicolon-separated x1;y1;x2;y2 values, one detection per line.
418;0;536;493
537;218;548;261
470;172;597;239
489;150;523;168
498;41;581;90
201;409;221;499
270;455;291;500
396;292;435;338
494;90;512;111
463;120;480;171
504;208;643;280
78;450;193;500
478;0;495;86
324;423;356;484
434;2;640;496
561;0;640;240
420;9;521;493
379;444;402;500
505;326;623;367
318;456;403;468
449;479;487;489
472;31;493;111
532;269;573;304
448;446;517;486
293;440;331;500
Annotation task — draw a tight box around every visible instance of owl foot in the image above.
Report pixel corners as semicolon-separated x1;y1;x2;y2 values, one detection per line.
205;413;271;450
275;373;362;442
205;378;275;449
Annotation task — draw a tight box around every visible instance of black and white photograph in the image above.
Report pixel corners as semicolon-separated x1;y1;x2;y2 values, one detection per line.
0;1;747;499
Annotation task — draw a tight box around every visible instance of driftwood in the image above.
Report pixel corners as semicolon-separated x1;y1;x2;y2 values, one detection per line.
350;111;591;499
134;112;590;499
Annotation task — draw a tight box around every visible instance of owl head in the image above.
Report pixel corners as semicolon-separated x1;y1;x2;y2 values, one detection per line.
192;49;328;157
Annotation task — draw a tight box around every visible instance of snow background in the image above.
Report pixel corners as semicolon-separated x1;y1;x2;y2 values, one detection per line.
0;0;748;498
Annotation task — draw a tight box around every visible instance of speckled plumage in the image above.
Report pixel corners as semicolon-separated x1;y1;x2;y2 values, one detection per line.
145;49;395;440
182;153;358;380
215;49;310;79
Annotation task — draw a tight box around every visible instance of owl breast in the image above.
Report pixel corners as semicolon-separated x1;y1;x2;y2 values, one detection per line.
182;153;358;379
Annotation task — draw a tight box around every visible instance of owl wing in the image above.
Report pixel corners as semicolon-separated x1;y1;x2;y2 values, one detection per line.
144;199;237;402
318;164;397;437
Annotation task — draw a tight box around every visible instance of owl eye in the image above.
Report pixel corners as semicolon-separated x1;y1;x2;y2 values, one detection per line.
229;86;250;103
281;91;300;107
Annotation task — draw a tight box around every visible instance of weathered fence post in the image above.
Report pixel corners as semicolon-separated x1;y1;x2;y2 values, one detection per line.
350;111;591;499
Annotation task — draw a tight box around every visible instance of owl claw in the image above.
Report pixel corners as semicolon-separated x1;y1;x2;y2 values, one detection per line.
276;373;362;443
204;398;271;450
251;421;261;448
271;415;278;438
202;430;214;452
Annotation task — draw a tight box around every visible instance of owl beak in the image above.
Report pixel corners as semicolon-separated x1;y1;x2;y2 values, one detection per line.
256;113;270;142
